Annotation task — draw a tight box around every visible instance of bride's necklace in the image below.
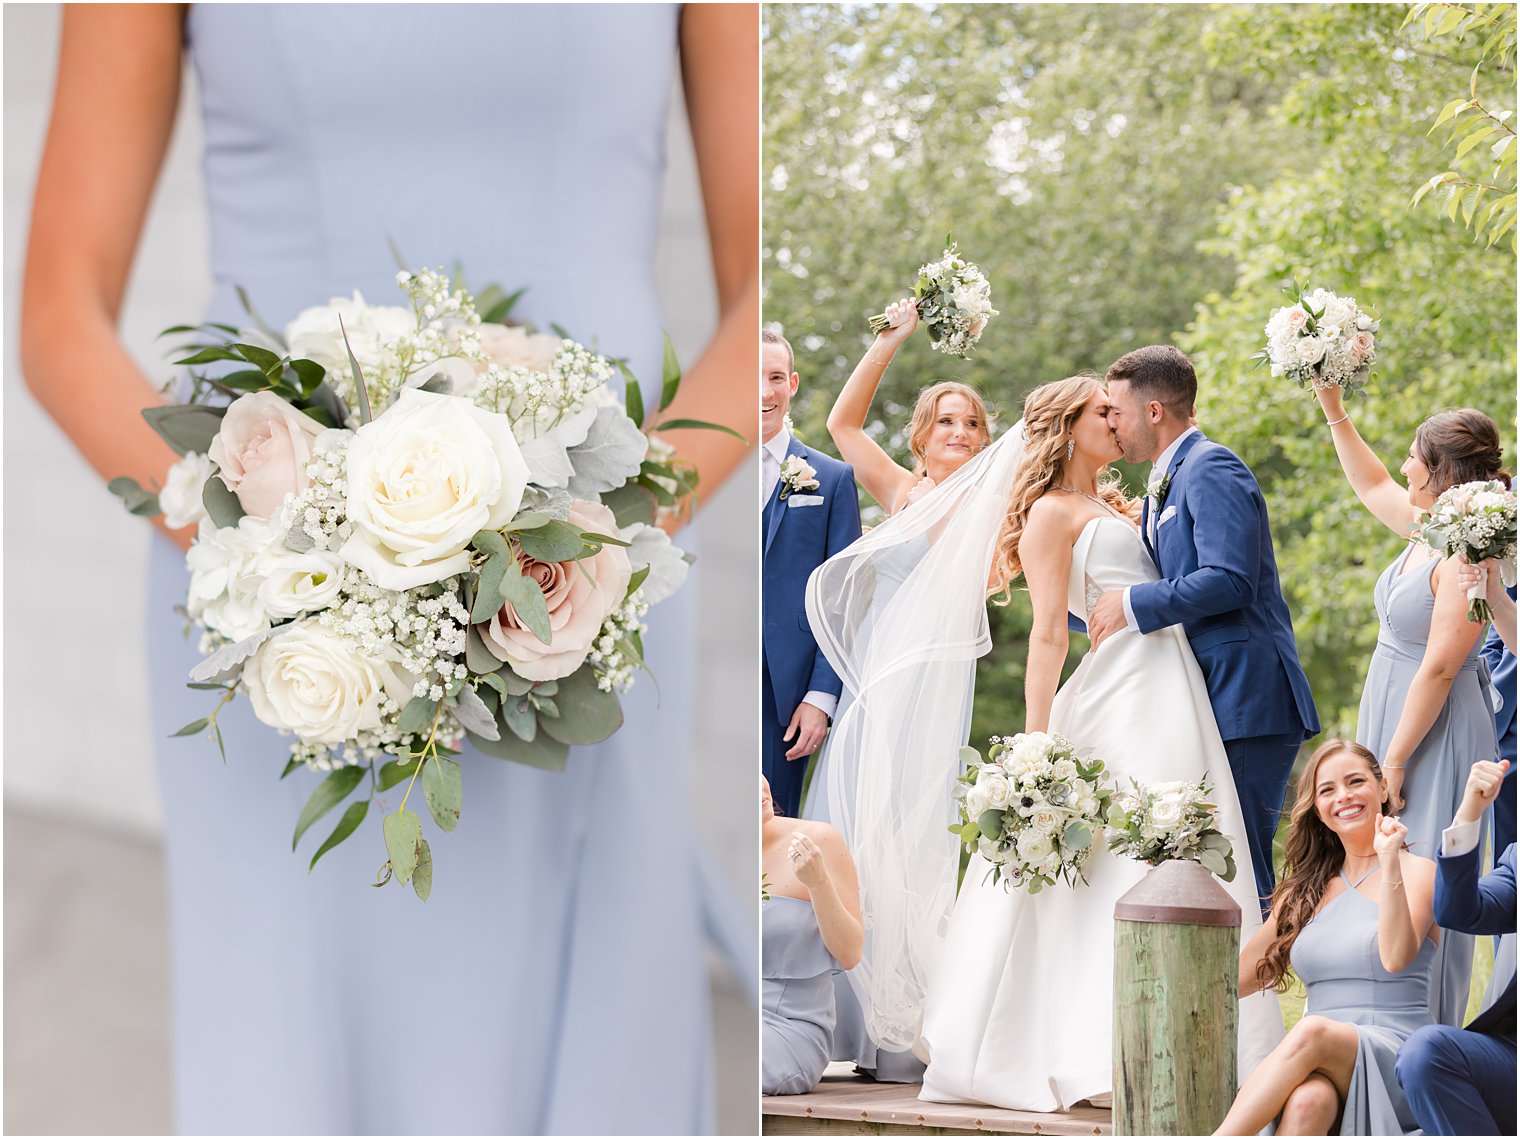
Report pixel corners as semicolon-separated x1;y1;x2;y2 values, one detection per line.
1056;484;1126;521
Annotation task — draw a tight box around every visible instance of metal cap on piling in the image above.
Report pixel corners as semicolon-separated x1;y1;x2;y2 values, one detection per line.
1114;858;1242;926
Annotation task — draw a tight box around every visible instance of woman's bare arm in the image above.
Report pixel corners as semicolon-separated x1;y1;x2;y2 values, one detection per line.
654;4;758;532
826;309;918;513
1019;497;1075;733
21;4;191;547
1311;383;1418;536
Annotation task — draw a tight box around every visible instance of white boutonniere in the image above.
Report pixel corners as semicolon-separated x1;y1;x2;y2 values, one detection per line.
779;455;820;500
1147;470;1173;510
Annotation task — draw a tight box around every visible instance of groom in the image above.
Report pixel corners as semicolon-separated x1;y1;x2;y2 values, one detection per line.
761;330;861;818
1090;345;1319;910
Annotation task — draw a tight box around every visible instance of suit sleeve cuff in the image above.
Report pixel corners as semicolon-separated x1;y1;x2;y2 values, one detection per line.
802;691;837;720
1122;587;1139;632
1441;819;1481;858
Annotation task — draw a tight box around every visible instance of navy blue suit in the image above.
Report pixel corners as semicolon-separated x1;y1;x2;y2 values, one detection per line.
1396;842;1516;1135
1480;592;1516;851
1128;431;1319;908
762;436;861;817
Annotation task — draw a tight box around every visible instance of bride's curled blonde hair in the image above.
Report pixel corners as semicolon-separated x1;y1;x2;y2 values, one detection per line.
990;374;1134;603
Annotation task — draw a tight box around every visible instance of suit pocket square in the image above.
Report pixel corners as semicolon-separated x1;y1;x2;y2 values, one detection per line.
787;495;824;508
1158;504;1178;526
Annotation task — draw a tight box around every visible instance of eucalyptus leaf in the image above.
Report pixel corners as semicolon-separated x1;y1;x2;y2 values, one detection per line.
565;406;649;498
383;807;424;885
977;809;1002;842
451;685;500;740
309;799;369;871
505;511;553;532
422;756;462;833
377;757;420;792
540;666;622;746
1198;848;1229;878
601;483;658;528
292;766;366;850
501;694;538;742
471;555;509;623
1063;822;1092;851
142;405;225;457
171;717;210;738
515;519;587;563
466;725;570;771
466;626;504;675
412;839;433;901
477;672;508;698
202;475;245;529
499;669;534;696
108;476;162;518
396;697;439;736
501;571;552;645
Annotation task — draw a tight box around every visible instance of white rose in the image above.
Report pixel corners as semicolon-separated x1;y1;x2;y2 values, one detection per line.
161;452;214;530
1356;313;1374;331
258;551;347;619
982;773;1015;810
1296;336;1326;365
1030;807;1062;833
965;787;991;819
977;837;1002;863
242;620;414;745
186;515;285;642
1052;758;1078;782
340;389;530;591
1017;829;1054;864
208;392;327;520
285;292;413;379
1149;793;1187;832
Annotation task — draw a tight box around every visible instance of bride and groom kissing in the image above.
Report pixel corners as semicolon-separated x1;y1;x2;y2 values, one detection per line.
761;304;1320;1111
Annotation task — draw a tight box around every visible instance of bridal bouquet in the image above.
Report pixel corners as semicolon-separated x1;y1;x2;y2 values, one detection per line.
868;238;998;358
951;732;1114;893
1417;479;1518;621
111;268;729;898
1254;282;1380;394
1107;778;1237;882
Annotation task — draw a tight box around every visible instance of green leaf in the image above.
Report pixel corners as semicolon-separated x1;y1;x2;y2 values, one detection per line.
383;807;424;885
958;745;982;767
472;555;509;623
309;799;369;871
289;357;325;397
466;725;570;771
500;693;538;741
280;755;302;779
172;346;243;367
1430;97;1474;135
653;417;748;443
142;405;224;457
1063;822;1092;851
1197;848;1229;878
601;483;658;528
501;568;553;645
477;672;508;697
471;528;512;559
505;511;553;532
235;284;286;350
108;476;162;518
232;342;284;378
466;626;504;674
1436;5;1467;35
976;809;1002;841
292;765;366;850
396;697;439;736
170;717;209;738
625;564;651;600
201;475;245;529
515;520;587;563
620;359;646;428
338;314;373;426
578;530;632;548
377;757;420;791
422;756;462;833
659;333;681;410
1455;125;1501;161
412;838;433;901
540;666;623;745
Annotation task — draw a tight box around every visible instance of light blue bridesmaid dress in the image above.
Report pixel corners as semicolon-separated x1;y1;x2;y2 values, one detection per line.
1356;547;1497;1027
146;7;715;1133
762;896;837;1096
1287;867;1438;1136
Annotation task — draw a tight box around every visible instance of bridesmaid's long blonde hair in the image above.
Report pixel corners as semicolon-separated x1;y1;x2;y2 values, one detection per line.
907;381;993;477
990;375;1133;602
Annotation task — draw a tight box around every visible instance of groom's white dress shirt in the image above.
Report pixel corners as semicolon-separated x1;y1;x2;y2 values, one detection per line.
763;427;838;721
1121;425;1199;632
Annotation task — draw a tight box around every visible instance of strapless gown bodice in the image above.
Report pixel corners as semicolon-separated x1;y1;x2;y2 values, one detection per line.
1065;514;1155;621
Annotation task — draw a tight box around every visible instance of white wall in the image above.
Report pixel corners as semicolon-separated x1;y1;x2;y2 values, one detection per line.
2;5;758;897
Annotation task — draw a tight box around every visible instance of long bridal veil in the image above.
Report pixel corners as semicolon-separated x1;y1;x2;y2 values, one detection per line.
805;424;1029;1051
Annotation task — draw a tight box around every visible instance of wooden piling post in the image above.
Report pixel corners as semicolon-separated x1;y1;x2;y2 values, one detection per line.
1113;859;1240;1136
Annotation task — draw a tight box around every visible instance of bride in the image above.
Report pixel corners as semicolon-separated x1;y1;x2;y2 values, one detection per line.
808;374;1283;1113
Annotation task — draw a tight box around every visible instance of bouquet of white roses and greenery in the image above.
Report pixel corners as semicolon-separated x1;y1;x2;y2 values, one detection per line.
868;237;997;358
949;732;1114;893
1254;281;1380;395
1106;777;1237;882
1417;479;1518;622
111;267;737;899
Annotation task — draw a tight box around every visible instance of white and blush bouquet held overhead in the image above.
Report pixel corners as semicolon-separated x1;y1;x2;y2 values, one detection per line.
950;731;1115;893
1254;281;1381;395
1106;777;1238;882
868;236;998;358
1416;479;1518;622
110;268;735;898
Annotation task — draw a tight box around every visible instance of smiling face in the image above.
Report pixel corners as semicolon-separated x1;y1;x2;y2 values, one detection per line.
1072;391;1124;465
761;341;798;444
1103;378;1161;464
1312;748;1385;840
921;391;985;473
1399;439;1437;510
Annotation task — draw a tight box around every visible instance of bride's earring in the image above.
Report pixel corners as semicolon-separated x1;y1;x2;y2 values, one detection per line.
1066;437;1075;460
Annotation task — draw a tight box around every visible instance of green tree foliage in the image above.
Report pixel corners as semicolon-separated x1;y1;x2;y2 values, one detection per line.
765;4;1517;747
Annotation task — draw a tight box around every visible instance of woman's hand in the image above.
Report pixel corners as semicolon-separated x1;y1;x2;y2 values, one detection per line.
1311;378;1347;422
1383;768;1406;813
875;297;919;350
1373;812;1407;861
903;475;936;509
789;831;831;891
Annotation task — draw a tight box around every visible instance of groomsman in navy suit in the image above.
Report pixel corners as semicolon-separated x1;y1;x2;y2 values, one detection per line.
761;330;861;818
1090;345;1319;911
1396;759;1516;1136
1479;590;1516;850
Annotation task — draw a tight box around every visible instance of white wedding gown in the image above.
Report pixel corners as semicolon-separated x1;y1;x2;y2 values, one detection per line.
918;514;1284;1112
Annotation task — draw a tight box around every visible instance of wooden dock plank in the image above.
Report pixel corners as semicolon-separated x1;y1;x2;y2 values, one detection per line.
762;1070;1111;1136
